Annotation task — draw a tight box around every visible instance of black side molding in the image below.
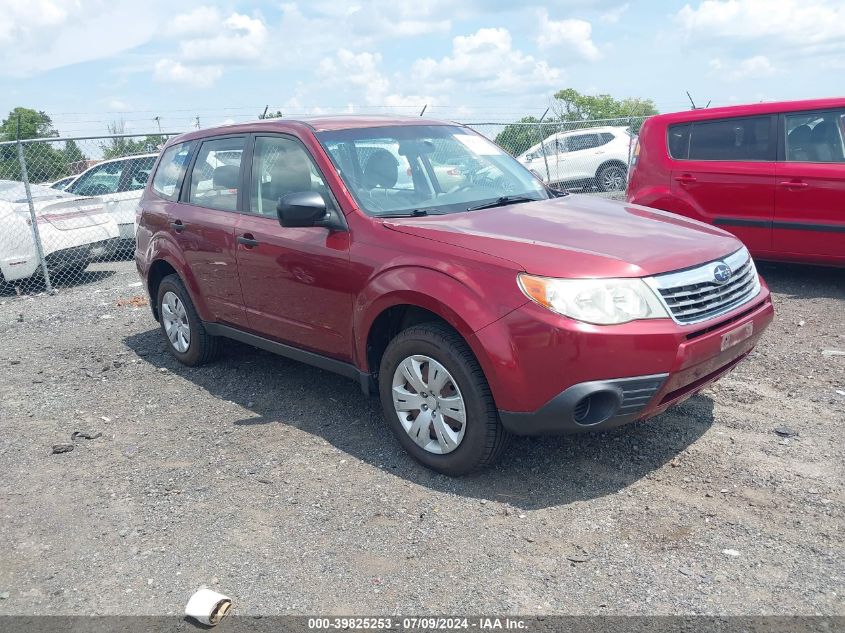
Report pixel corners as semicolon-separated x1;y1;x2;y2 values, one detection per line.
203;322;375;395
715;217;845;233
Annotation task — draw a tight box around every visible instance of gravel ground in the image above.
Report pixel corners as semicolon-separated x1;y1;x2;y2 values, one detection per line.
0;260;842;616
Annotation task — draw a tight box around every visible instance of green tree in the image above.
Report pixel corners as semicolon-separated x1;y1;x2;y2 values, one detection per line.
100;120;165;159
551;88;658;124
0;107;71;182
494;116;543;156
0;107;59;141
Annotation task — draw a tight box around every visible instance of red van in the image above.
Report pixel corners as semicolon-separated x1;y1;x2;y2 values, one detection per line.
627;98;845;267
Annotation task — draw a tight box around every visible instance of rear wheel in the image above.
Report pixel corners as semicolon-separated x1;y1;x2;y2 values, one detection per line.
156;274;220;366
378;322;508;475
596;163;627;192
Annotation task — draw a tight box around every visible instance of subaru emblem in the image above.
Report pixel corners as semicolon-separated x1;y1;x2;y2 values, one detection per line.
713;263;732;284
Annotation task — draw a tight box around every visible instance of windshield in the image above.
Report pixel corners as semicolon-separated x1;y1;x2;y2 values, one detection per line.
315;125;550;216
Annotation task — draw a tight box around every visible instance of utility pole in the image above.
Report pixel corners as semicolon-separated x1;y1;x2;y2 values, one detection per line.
195;116;200;130
154;116;162;133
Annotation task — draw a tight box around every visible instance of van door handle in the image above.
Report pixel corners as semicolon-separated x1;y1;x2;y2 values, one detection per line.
237;234;259;248
170;220;185;232
673;174;697;184
779;180;808;189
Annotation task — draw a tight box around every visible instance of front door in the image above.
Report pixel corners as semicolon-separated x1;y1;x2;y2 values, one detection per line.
235;135;354;360
670;115;776;255
774;109;845;261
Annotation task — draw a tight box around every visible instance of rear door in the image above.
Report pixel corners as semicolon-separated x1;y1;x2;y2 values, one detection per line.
774;108;845;260
669;115;776;254
172;136;249;327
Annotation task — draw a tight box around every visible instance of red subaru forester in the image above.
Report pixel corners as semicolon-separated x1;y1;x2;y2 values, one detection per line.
135;116;774;475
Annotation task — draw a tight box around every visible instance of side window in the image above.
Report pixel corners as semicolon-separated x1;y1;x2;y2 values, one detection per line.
187;137;245;211
667;124;691;159
569;134;600;151
250;136;335;216
785;110;845;163
69;161;123;196
599;133;615;145
152;142;193;200
125;156;157;192
688;116;772;161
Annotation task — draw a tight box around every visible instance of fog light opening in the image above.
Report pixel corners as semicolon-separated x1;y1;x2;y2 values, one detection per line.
572;390;620;426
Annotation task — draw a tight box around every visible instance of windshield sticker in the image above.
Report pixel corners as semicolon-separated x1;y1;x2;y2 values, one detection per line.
453;134;503;156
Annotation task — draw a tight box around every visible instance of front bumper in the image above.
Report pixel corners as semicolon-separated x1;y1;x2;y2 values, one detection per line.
477;286;774;436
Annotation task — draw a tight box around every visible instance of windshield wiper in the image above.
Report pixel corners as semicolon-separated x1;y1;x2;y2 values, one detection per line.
376;209;440;218
466;196;538;212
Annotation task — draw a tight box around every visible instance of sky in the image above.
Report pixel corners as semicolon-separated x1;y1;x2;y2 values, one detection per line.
1;0;843;137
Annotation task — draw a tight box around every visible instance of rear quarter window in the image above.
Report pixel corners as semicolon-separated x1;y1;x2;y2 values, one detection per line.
667;124;691;159
152;142;194;200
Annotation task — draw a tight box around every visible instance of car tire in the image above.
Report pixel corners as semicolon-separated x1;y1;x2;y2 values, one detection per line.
596;163;627;192
378;322;508;476
156;273;220;366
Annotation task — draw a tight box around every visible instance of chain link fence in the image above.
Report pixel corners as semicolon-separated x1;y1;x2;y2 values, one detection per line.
1;116;649;297
0;132;177;296
464;116;647;195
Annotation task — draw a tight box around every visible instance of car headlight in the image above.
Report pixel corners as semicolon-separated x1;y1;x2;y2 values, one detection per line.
518;273;669;325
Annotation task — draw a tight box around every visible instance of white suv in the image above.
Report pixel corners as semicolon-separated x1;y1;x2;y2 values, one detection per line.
518;126;632;192
64;153;158;251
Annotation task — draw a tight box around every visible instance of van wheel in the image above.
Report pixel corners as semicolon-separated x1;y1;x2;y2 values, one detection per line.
596;163;627;192
156;274;220;366
378;322;508;476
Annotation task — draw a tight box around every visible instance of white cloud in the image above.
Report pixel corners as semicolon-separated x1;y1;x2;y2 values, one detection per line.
600;3;629;23
106;98;131;111
180;13;268;64
710;55;778;80
536;10;601;61
677;0;845;55
0;0;162;76
318;49;434;108
153;58;223;89
413;27;565;96
152;9;268;87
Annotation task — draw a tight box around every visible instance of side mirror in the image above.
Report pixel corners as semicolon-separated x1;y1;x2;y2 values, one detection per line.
276;191;327;228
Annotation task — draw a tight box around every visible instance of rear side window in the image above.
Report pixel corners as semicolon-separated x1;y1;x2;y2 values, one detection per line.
152;142;193;200
667;124;691;159
187;137;246;211
785;109;845;163
687;116;773;161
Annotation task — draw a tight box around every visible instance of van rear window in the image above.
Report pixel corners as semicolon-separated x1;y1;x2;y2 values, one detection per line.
667;124;690;159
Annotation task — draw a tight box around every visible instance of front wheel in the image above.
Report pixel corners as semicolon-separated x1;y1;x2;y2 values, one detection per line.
378;322;508;475
596;163;627;192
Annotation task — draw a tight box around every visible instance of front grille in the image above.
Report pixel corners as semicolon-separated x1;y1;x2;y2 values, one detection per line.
646;248;761;325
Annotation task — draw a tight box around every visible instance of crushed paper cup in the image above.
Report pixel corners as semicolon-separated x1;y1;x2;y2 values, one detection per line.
185;587;232;626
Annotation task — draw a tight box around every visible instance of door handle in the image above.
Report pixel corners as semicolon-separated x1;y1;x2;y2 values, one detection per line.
779;180;808;189
237;234;259;248
170;220;185;232
673;174;697;184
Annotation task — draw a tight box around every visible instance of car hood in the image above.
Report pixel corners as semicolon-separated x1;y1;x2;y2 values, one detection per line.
382;194;742;278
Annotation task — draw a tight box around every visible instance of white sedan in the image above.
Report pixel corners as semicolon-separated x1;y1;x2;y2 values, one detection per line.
0;181;119;285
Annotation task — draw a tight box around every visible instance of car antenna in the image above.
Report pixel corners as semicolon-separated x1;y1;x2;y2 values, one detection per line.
260;105;269;120
419;104;427;117
686;91;698;110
